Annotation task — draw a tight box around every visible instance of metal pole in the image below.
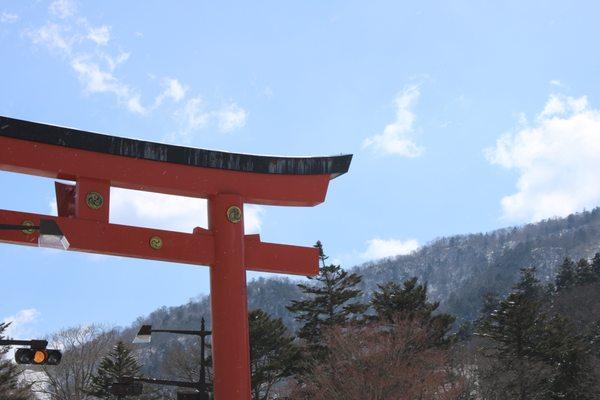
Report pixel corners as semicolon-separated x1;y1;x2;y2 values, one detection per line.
208;193;251;400
199;318;206;390
132;377;200;389
0;224;39;230
0;339;47;348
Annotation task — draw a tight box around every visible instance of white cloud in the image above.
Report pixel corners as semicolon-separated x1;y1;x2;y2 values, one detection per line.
25;2;247;132
104;51;130;72
171;98;247;141
163;78;187;102
71;58;122;93
49;0;76;19
87;25;110;45
126;95;147;115
0;12;19;23
27;22;74;54
363;85;424;157
486;93;600;222
215;103;248;133
361;238;420;260
176;96;211;135
26;6;148;117
2;309;41;338
109;188;263;234
244;205;264;234
71;57;147;114
154;78;187;107
27;20;148;116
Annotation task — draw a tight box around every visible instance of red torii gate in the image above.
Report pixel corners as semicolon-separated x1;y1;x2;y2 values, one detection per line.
0;116;351;399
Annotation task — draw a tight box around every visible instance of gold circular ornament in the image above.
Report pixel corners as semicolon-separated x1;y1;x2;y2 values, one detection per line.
85;192;104;210
226;206;242;223
149;236;163;250
21;220;35;235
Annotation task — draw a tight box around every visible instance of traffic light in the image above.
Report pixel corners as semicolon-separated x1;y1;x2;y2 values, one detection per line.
15;348;62;365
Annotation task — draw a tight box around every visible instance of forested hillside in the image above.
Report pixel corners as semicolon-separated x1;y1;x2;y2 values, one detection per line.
134;207;600;332
356;207;600;320
117;207;600;378
15;208;600;399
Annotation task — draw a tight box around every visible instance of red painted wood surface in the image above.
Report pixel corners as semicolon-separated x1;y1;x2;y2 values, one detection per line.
0;130;333;400
208;194;252;399
0;209;318;275
0;136;331;206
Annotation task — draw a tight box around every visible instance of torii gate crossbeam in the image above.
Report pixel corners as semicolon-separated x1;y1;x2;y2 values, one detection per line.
0;116;351;399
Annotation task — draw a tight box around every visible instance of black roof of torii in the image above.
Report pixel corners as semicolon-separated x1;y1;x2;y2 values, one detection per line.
0;116;352;179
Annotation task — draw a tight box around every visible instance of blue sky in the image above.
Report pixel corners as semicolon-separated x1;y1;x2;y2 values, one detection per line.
3;0;600;338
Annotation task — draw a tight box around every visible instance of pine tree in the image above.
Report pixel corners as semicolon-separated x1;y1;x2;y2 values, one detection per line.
555;257;576;290
476;292;500;327
574;258;594;285
0;323;33;400
538;315;598;400
370;277;455;346
477;268;548;400
87;341;142;399
591;252;600;280
249;309;300;400
286;241;366;358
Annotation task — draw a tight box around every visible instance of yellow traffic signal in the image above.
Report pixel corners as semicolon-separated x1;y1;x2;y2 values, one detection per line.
33;350;47;364
15;348;61;365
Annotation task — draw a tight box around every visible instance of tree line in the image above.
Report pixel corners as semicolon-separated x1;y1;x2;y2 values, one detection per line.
2;242;600;399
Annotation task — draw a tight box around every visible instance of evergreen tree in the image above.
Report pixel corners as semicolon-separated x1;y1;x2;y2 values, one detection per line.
591;252;600;280
574;258;594;285
0;323;33;400
87;341;142;399
286;241;366;358
370;277;455;346
249;309;300;400
538;315;598;400
476;292;500;327
477;268;548;400
555;257;576;290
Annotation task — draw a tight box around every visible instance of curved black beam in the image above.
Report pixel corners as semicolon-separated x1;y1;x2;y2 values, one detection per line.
0;116;352;179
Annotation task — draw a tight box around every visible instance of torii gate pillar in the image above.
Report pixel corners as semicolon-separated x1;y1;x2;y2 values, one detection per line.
209;193;251;397
0;116;352;400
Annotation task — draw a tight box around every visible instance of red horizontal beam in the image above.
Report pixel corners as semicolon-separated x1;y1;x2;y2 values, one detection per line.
0;210;318;276
0;136;331;206
244;234;319;276
0;209;215;266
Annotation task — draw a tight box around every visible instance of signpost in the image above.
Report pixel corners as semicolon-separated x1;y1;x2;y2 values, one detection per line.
0;116;351;399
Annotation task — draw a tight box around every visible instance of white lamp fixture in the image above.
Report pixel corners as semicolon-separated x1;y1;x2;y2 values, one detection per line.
133;325;152;344
38;220;70;250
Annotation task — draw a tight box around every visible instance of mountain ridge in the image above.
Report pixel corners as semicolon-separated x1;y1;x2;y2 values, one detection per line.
120;207;600;376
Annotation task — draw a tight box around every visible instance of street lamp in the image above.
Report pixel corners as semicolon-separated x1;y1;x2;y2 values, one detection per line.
131;318;211;400
132;324;152;344
0;219;69;250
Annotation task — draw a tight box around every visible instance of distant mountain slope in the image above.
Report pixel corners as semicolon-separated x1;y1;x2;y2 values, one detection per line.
123;208;600;377
356;208;600;320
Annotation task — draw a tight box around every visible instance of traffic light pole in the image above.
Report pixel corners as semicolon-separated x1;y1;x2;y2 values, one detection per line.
129;377;200;390
113;376;208;400
0;339;47;348
131;318;211;398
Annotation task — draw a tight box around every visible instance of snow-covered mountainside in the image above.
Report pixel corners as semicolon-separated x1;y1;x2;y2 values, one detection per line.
122;208;600;375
